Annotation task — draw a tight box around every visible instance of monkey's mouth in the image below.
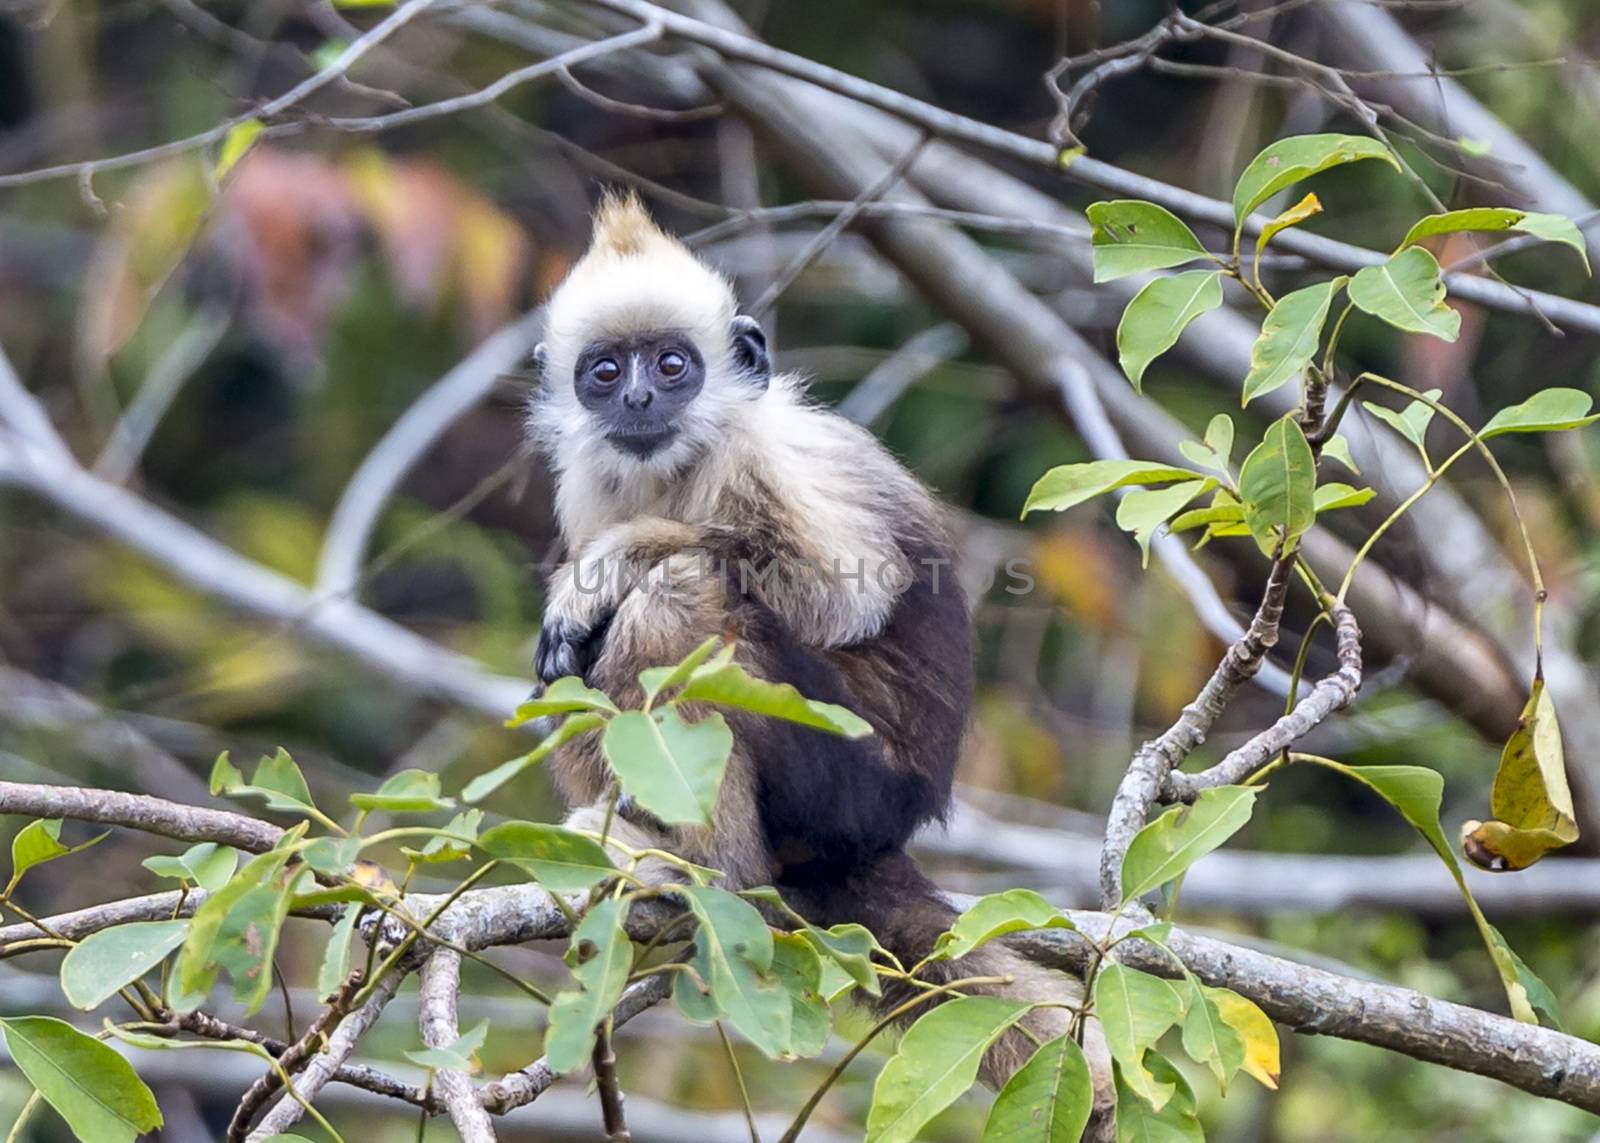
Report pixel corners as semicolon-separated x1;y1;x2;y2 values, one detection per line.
605;424;679;458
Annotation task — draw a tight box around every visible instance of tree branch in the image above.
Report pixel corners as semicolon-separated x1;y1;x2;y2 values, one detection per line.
586;0;1600;333
315;309;543;596
246;968;405;1141
1099;554;1299;904
0;779;285;854
1014;913;1600;1114
419;949;498;1141
1166;602;1364;799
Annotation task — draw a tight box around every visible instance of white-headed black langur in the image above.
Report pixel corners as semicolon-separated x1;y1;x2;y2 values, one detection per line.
526;192;1103;1093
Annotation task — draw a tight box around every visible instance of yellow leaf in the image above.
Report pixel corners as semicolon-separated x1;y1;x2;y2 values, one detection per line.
1461;679;1578;871
1205;986;1280;1089
215;119;264;183
1258;192;1322;253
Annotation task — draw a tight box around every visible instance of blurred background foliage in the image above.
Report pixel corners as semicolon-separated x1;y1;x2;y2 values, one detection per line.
2;0;1600;1139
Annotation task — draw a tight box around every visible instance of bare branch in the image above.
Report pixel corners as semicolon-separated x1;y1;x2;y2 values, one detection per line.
1166;603;1364;799
246;968;406;1141
93;307;230;484
0;430;529;719
0;344;72;464
585;0;1600;333
0;779;285;854
0;0;442;189
481;973;674;1115
318;22;667;134
1099;555;1300;904
315;309;543;596
420;950;497;1141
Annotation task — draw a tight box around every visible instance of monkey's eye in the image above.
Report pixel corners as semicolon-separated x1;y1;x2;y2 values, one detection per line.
591;359;622;385
657;350;687;379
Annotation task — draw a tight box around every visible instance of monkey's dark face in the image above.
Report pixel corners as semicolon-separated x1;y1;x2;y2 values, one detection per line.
574;330;705;458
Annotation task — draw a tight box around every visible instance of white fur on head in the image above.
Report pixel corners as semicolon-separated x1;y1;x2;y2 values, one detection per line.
533;192;751;496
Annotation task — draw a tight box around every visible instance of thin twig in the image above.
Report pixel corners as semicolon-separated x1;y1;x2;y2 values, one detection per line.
1164;602;1364;800
246;969;405;1141
1097;553;1298;906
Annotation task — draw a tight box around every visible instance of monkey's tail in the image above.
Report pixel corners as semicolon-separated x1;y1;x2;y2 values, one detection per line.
778;850;1109;1099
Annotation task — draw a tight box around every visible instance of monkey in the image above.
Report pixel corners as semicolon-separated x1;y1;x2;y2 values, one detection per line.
525;191;1105;1098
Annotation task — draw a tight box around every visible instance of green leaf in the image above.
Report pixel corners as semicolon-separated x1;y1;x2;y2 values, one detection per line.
1480;388;1600;439
142;842;236;892
1116;270;1225;391
1302;757;1547;1024
865;997;1030;1143
1409;209;1592;272
477;821;616;890
349;769;455;813
639;635;727;702
1087;200;1212;282
1362;388;1442;450
982;1033;1093;1143
60;921;190;1010
1179;976;1245;1089
932;889;1076;962
316;905;362;1000
1314;482;1376;512
797;922;882;999
1511;212;1591;272
771;932;831;1058
215;119;263;182
1023;460;1207;517
301;836;361;876
9;820;106;889
405;1019;489;1072
1462;679;1578;872
1093;963;1186;1110
1179;413;1235;477
1237;417;1317;553
602;708;732;826
1255;192;1323;255
212;748;322;818
1241;279;1345;405
1121;786;1258;905
1233;134;1397;225
544;899;633;1074
173;843;303;1013
462;712;606;803
676;660;873;738
1399;207;1527;249
1320;434;1359;475
1349;247;1460;341
1116;480;1214;566
401;809;484;864
1114;1053;1203;1142
507;676;618;727
1;1016;163;1142
674;885;791;1057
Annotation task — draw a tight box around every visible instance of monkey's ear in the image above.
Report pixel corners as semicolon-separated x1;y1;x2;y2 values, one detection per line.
730;315;770;389
520;342;547;381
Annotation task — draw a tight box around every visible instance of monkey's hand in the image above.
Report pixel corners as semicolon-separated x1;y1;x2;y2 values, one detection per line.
535;563;617;685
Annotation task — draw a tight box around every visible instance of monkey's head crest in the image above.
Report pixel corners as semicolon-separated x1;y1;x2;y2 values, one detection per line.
531;191;772;473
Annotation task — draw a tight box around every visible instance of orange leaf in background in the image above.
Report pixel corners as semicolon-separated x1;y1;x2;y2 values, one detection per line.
345;147;531;336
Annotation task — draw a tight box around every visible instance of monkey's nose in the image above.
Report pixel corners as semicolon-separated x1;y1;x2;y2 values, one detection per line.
622;388;654;410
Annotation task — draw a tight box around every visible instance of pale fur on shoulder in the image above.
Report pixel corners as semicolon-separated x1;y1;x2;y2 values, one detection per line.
532;194;944;647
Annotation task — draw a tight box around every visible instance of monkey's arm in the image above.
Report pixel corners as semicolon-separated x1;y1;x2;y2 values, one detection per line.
536;517;703;683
